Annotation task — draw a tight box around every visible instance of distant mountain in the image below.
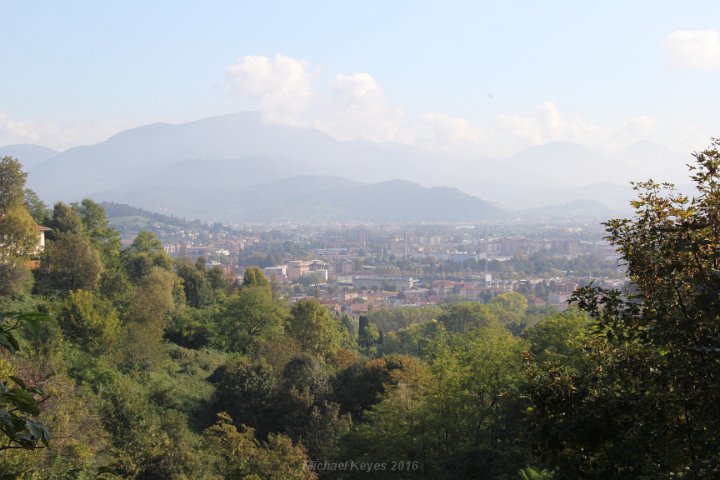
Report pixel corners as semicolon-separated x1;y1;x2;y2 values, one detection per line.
521;198;622;219
117;156;308;190
27;112;442;201
620;140;689;184
501;142;619;188
0;144;59;169
92;176;503;224
18;112;693;223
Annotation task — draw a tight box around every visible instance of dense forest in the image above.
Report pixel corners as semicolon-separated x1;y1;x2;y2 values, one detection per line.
0;140;719;479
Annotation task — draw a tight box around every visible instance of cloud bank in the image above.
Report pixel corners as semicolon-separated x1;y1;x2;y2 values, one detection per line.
0;113;133;151
664;29;720;71
226;54;655;156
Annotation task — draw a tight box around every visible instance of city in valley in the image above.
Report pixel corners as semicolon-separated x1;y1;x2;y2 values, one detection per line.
110;205;625;320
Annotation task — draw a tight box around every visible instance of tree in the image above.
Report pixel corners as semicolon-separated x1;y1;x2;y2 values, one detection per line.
219;286;286;353
0;164;38;297
358;316;381;354
0;260;33;297
23;189;49;225
333;355;423;420
209;356;277;434
525;308;589;368
47;202;84;237
489;291;528;333
0;157;27;211
205;412;317;480
38;233;103;292
526;140;720;478
0;204;39;258
288;299;343;358
121;231;173;281
72;199;122;265
272;354;350;459
243;267;269;287
207;265;229;292
438;302;498;333
176;260;213;308
123;267;178;369
38;232;103;292
61;289;121;355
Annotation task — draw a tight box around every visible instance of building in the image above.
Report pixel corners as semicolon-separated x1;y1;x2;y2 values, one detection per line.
286;260;311;280
353;276;415;291
263;265;287;280
302;269;328;284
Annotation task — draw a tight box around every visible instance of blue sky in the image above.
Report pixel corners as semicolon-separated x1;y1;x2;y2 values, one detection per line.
1;0;718;154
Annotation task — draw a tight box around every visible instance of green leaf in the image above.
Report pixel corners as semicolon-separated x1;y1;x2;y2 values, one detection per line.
3;389;40;415
8;376;26;390
0;332;19;354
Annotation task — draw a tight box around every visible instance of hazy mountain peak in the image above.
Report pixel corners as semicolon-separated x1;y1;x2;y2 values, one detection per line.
0;144;60;169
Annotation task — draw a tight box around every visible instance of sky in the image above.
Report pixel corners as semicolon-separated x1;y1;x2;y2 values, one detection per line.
1;0;719;156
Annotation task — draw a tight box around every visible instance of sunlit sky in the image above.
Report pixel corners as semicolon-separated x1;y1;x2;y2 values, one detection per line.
1;0;719;155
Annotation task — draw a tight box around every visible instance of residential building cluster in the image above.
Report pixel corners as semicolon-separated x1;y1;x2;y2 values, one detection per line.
118;219;627;317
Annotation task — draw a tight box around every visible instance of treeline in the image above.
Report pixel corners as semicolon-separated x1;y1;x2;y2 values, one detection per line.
0;139;719;479
100;201;205;230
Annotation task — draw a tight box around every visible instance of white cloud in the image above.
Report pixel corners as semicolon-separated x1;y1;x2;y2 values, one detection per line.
663;29;720;70
497;102;654;150
0;113;134;151
416;113;491;154
226;54;313;125
0;114;40;143
226;54;657;156
226;56;412;143
321;73;409;142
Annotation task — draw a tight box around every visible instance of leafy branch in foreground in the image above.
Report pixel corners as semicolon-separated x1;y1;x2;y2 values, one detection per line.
0;311;52;452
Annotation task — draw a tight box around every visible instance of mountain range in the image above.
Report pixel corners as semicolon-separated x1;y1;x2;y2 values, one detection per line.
1;112;695;223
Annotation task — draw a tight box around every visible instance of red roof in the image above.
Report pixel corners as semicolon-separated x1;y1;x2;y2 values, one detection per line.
351;303;370;313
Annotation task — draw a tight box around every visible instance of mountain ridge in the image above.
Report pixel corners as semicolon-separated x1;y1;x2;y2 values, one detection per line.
1;112;694;221
93;174;503;224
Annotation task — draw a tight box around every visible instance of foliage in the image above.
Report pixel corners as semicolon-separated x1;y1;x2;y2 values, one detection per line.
208;356;277;434
23;189;49;225
333;355;423;420
0;205;39;259
365;305;443;333
123;267;178;370
61;290;121;355
72;198;122;265
218;285;286;353
0;311;52;453
121;231;173;281
438;301;498;333
177;260;214;308
0;157;28;211
0;260;34;298
489;291;529;333
242;267;269;288
38;232;104;293
288;299;344;359
383;320;445;357
526;140;720;479
48;202;85;237
206;412;317;480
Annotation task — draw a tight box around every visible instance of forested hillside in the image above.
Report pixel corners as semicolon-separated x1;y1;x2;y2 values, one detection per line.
0;140;719;479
